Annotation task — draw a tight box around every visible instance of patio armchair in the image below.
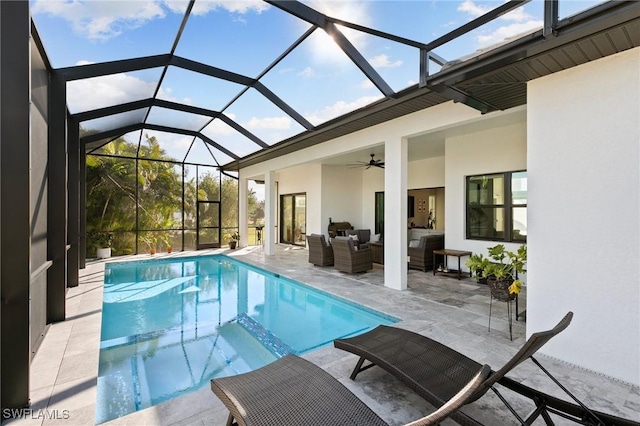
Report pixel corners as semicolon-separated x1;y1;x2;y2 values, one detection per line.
346;229;371;249
408;234;444;272
306;234;334;266
210;353;491;426
331;236;373;273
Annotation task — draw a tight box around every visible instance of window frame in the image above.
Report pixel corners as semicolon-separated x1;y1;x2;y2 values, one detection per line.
465;170;527;243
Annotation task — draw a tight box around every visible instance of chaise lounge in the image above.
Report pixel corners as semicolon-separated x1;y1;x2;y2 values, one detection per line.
210;353;490;426
334;312;639;426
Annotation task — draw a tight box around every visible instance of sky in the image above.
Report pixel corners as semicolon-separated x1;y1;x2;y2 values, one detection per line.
31;0;602;167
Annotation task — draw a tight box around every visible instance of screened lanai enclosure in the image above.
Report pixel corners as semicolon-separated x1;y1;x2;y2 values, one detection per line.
32;0;620;259
86;139;240;255
3;0;640;416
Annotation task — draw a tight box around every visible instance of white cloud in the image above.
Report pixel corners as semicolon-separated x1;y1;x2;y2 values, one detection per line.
202;117;235;136
359;79;375;90
67;67;194;115
298;67;315;78
304;95;383;126
163;0;269;16
476;20;543;48
68;72;157;112
456;0;541;50
457;0;491;18
32;0;166;41
369;54;402;69
32;0;269;42
245;116;291;130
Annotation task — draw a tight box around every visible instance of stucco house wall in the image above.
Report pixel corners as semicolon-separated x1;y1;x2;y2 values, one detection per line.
527;47;640;385
444;121;528;261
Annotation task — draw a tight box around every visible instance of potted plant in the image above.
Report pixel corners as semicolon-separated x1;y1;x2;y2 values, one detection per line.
141;234;157;255
228;232;239;249
466;244;527;298
94;231;113;259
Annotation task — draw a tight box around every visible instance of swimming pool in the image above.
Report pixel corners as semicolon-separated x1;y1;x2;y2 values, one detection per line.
95;254;398;424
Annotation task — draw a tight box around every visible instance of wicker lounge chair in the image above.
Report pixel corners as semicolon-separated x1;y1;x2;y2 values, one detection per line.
408;234;444;272
306;234;334;266
210;353;491;426
335;312;639;426
332;236;373;273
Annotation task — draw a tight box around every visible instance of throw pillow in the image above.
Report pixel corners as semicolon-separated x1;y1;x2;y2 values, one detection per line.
348;234;359;242
409;239;420;248
370;233;380;243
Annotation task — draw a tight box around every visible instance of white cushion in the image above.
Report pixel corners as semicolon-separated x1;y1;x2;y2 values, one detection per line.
348;234;359;242
370;233;380;243
409;239;420;248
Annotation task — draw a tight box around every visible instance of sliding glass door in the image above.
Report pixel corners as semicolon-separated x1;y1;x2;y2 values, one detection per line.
280;193;306;246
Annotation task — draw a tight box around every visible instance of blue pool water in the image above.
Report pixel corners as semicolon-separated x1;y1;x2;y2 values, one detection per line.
95;255;398;423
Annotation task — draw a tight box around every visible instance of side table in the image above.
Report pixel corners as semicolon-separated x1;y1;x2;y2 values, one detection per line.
432;249;472;280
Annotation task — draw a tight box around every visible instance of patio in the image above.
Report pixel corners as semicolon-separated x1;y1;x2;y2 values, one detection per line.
12;245;639;426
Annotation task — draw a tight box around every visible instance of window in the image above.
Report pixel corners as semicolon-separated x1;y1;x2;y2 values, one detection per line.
466;171;527;242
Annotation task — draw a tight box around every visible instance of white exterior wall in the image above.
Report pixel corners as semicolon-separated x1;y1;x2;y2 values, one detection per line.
445;122;528;259
408;156;445;189
527;47;640;385
321;165;363;232
276;164;322;242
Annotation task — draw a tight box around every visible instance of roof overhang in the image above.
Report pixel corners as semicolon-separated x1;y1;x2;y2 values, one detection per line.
226;0;640;171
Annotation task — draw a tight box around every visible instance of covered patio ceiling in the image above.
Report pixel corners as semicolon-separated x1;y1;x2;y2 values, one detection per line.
32;0;640;171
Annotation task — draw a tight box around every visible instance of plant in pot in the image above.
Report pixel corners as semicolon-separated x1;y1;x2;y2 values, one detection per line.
141;234;157;255
228;232;239;249
466;244;527;298
94;231;113;259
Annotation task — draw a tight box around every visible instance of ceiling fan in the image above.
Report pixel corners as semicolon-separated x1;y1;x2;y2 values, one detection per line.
346;153;385;169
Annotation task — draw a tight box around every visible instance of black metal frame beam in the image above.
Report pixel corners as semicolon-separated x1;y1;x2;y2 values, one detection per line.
80;123;240;161
267;0;394;98
1;0;31;411
47;74;67;322
67;119;80;288
56;54;172;81
227;0;640;171
72;98;268;148
426;0;640;89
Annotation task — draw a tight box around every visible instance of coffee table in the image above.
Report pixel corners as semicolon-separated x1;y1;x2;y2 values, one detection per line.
432;249;472;280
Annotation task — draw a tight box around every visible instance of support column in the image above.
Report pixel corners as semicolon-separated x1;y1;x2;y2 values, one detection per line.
67;119;79;287
1;0;31;410
238;176;248;248
384;137;408;290
47;74;67;321
79;148;87;268
264;171;276;256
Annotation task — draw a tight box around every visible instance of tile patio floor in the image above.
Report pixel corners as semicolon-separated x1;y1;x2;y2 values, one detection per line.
7;245;639;425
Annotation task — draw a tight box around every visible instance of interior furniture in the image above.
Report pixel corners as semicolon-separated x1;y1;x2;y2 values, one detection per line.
346;229;371;248
432;249;472;280
306;234;334;267
369;241;384;265
333;313;631;426
408;234;445;272
331;237;373;273
210;353;490;426
408;228;444;241
328;221;353;238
